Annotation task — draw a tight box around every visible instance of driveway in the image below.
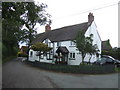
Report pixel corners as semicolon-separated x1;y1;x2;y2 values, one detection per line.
2;57;119;88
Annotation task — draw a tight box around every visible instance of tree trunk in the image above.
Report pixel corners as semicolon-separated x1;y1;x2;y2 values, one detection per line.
26;46;30;61
81;52;85;64
89;54;92;64
39;51;41;62
39;55;40;62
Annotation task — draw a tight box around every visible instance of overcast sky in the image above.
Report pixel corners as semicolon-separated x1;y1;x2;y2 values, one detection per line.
33;0;119;48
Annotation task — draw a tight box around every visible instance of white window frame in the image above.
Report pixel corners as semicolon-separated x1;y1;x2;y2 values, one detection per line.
70;41;76;46
69;52;76;60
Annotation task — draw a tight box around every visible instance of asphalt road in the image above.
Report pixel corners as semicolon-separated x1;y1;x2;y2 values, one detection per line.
2;57;119;88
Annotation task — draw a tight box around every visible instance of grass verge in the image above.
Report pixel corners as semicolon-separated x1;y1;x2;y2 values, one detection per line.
115;67;120;72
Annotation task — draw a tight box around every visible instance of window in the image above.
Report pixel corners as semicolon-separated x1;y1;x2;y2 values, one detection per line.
48;42;51;47
57;42;61;47
69;52;75;60
36;51;44;59
30;51;33;57
46;52;53;60
45;39;48;44
70;53;72;58
70;41;76;46
73;53;75;58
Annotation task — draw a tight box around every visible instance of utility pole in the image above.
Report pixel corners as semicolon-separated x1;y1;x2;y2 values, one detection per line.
118;1;120;48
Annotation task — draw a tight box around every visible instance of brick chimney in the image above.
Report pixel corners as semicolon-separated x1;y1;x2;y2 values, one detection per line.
45;24;51;32
88;12;94;24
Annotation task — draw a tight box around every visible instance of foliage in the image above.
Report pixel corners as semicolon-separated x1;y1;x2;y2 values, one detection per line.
20;3;51;45
17;51;28;57
30;42;52;52
2;2;51;61
75;30;99;64
102;47;120;60
30;42;52;61
25;61;116;74
115;67;120;72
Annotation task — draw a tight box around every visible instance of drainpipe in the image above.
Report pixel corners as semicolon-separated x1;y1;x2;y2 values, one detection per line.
52;42;55;63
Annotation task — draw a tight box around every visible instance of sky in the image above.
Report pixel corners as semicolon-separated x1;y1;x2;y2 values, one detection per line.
32;0;119;48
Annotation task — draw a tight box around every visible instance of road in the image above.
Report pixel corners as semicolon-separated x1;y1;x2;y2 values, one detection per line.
2;57;119;88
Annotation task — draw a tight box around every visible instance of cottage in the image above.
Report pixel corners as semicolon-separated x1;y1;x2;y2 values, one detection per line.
28;13;102;65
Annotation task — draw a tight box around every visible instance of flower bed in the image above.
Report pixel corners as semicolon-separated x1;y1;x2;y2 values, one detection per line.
25;61;116;74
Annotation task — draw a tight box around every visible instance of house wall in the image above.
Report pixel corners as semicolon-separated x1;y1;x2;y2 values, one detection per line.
83;21;101;62
29;39;53;63
84;21;101;62
53;41;82;65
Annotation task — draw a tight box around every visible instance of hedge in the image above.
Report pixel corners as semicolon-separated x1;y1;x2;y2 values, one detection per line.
25;61;116;74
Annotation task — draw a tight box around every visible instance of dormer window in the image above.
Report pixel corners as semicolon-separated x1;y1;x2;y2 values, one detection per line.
57;42;61;47
45;39;48;44
70;41;76;46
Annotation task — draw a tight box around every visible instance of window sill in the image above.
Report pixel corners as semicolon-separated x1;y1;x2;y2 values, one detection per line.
69;46;76;47
69;58;76;60
47;59;53;60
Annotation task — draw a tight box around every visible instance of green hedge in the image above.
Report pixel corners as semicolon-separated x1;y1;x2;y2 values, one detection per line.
25;61;116;74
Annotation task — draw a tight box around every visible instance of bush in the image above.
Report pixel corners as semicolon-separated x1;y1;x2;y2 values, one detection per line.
25;61;115;74
17;52;28;57
2;56;17;64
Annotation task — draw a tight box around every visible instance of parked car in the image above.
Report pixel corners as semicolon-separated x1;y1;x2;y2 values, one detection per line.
93;55;120;67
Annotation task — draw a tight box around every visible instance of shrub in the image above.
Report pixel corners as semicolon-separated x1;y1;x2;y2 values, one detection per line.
17;52;28;57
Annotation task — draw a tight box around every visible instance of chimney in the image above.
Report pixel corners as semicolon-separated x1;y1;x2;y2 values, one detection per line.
45;24;51;32
88;12;94;23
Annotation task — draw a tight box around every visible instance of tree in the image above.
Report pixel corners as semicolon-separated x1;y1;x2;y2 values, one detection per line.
30;42;52;62
20;2;51;46
87;44;99;63
85;34;99;63
2;2;24;59
75;30;99;64
2;2;51;60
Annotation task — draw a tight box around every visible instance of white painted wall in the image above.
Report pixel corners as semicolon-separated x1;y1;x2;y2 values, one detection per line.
53;41;83;65
84;21;101;62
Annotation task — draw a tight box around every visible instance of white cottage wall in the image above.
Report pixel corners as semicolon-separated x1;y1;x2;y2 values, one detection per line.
53;41;82;65
84;21;101;62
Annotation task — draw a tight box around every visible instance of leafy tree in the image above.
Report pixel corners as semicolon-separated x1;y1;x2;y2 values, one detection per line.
30;42;52;62
20;2;51;46
2;2;51;60
75;30;99;64
85;34;99;63
2;2;24;59
87;44;99;63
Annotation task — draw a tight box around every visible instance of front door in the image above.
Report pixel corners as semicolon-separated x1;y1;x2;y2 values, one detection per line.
61;54;68;64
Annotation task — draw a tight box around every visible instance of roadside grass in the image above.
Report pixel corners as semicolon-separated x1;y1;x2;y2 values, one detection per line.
2;56;17;64
25;61;116;74
115;67;120;72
